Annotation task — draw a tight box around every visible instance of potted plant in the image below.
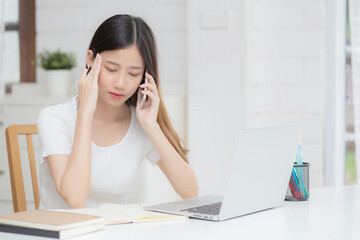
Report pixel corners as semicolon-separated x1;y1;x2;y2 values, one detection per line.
38;49;76;96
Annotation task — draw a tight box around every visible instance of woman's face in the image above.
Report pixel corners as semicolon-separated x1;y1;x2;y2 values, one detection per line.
92;45;145;107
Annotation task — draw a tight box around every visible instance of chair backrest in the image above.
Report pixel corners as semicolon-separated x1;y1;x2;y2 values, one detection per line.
5;124;39;212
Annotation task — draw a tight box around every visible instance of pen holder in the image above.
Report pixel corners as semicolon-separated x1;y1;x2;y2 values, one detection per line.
285;162;310;201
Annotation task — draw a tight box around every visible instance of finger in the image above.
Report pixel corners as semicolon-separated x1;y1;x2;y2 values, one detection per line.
92;54;102;81
140;83;158;96
140;72;158;93
95;53;102;70
136;87;142;107
78;68;88;91
79;68;88;83
86;55;101;83
145;72;156;85
141;90;158;103
88;54;101;74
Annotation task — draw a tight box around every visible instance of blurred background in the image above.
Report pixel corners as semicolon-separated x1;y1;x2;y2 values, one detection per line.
0;0;359;214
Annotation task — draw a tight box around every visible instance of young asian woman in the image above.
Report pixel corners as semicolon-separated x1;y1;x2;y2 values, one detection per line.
37;14;198;209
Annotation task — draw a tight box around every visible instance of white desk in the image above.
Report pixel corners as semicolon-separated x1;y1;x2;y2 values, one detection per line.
1;186;360;240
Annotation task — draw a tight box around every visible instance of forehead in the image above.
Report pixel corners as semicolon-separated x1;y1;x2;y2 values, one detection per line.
100;45;144;67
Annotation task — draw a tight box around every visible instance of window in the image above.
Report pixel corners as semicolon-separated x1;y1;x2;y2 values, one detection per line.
2;0;35;93
3;0;20;88
345;0;357;184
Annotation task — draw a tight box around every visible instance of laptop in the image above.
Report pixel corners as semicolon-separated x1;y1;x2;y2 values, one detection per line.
144;125;303;221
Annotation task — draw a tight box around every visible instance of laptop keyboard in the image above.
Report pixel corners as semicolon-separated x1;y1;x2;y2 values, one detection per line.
180;202;222;215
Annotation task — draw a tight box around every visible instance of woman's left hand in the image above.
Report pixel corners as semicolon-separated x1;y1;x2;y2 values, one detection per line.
136;72;160;131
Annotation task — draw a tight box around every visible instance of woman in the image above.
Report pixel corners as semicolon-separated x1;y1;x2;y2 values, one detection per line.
38;14;198;209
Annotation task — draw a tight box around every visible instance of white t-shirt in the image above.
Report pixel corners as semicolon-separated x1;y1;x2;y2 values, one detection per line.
37;96;160;209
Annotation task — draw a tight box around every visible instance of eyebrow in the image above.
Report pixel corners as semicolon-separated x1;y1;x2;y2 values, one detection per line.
105;60;143;70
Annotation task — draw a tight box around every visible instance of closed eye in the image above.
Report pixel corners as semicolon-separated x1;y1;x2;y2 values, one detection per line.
105;67;117;73
129;73;140;77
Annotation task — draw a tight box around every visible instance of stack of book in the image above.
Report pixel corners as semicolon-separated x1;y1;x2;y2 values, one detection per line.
0;204;188;239
0;210;104;239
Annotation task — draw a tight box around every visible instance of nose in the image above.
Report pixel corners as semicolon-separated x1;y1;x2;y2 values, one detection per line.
113;72;126;89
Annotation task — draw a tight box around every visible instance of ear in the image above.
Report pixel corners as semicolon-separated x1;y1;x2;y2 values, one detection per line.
86;50;95;68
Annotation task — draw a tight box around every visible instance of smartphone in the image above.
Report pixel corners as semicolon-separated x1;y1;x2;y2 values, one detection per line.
139;69;148;109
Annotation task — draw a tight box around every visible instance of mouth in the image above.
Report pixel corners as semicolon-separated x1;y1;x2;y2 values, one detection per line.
109;92;124;99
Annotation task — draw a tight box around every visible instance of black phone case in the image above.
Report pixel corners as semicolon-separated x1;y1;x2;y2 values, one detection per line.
141;68;146;84
139;68;148;104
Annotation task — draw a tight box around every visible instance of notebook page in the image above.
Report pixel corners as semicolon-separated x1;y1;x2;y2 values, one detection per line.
99;204;187;223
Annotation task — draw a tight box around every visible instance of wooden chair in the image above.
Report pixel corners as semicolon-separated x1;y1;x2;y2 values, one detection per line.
5;124;39;212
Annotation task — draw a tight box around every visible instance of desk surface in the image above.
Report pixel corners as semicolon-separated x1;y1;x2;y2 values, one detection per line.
1;186;359;240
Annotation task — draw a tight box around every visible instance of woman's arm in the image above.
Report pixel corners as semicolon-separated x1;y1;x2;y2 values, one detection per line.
46;54;101;208
136;72;199;199
46;112;92;208
148;124;199;199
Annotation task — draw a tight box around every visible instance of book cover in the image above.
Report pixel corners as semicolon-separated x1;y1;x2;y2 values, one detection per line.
0;210;104;239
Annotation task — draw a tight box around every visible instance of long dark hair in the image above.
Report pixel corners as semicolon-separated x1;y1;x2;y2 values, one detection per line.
88;14;188;163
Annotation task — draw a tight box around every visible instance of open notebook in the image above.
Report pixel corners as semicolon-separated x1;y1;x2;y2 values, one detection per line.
61;203;188;225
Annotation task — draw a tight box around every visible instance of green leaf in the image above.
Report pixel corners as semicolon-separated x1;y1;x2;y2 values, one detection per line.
37;49;76;70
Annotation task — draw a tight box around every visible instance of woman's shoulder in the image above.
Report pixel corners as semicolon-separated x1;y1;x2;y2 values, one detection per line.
38;96;77;123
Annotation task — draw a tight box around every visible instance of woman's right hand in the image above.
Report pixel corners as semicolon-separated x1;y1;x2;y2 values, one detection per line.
77;53;102;116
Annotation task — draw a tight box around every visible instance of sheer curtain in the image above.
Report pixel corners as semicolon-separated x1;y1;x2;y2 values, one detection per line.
349;0;360;183
0;0;4;97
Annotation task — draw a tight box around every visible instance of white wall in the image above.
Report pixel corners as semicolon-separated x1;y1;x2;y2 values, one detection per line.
35;0;187;88
187;0;325;197
245;0;324;187
187;0;247;195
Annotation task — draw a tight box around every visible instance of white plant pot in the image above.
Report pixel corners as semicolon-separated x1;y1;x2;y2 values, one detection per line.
45;69;71;96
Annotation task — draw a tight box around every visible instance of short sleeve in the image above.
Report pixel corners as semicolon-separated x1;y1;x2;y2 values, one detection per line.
145;144;160;166
38;107;73;163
